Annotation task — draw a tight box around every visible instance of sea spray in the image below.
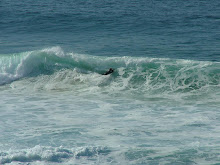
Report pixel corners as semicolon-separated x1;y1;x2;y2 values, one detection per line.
1;0;220;164
0;48;220;165
1;47;219;102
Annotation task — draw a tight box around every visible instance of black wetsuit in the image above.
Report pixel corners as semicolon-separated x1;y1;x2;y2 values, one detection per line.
103;68;114;75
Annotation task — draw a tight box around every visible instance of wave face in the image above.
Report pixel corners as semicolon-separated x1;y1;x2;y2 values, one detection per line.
1;47;219;101
1;48;220;165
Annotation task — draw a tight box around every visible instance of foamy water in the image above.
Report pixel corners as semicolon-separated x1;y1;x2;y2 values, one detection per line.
0;48;220;164
1;0;220;164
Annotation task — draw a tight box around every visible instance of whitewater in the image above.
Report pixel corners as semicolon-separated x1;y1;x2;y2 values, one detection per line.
1;0;220;164
0;47;220;164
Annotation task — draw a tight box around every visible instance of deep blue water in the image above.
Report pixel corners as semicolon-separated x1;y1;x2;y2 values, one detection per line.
0;1;220;164
1;0;220;61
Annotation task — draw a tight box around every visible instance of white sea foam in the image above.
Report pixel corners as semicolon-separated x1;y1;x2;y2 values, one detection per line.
1;48;220;165
0;47;218;106
0;145;112;164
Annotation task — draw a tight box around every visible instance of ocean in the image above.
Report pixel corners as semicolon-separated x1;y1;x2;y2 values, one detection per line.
0;0;220;164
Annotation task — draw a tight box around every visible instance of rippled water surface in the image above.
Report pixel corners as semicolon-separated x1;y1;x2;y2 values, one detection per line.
0;0;220;164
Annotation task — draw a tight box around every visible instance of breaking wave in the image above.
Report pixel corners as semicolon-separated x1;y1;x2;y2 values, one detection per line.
0;47;219;100
0;145;111;164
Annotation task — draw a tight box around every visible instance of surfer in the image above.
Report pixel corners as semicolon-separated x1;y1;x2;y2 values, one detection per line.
103;68;114;75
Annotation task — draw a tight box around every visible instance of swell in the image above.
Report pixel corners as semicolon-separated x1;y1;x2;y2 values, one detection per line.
0;47;219;96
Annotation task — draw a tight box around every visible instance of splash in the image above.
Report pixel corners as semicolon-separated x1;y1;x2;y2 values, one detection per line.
0;145;111;164
0;47;219;102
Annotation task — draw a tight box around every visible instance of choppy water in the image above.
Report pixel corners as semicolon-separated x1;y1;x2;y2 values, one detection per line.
0;0;220;164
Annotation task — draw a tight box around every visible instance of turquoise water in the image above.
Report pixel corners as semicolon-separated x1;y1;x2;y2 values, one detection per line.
0;1;220;164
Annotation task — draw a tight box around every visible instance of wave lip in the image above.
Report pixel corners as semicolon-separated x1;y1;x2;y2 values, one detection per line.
1;47;219;102
0;47;66;85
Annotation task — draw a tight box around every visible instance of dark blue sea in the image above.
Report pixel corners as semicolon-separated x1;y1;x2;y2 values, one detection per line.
0;0;220;164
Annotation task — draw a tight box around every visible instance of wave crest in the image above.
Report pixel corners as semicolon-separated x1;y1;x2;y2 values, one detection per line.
1;47;219;99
